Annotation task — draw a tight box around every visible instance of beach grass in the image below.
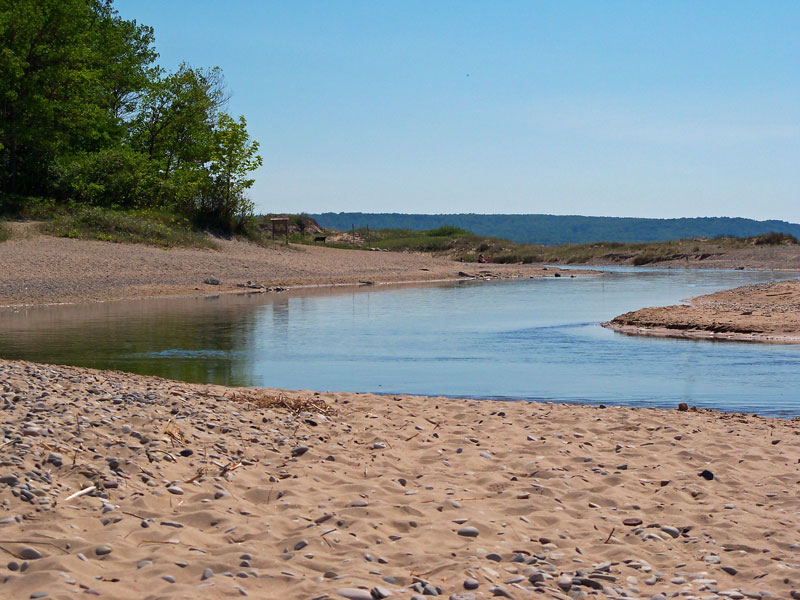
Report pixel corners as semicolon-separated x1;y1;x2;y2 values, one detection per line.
41;206;219;249
0;221;10;242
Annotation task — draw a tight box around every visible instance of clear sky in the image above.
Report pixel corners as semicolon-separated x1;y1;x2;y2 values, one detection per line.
116;1;799;221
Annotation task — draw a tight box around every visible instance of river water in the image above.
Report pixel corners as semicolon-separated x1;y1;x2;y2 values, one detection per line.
1;268;799;417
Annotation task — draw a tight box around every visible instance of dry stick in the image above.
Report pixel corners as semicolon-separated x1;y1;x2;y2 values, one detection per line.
62;485;96;503
604;527;616;544
0;540;70;554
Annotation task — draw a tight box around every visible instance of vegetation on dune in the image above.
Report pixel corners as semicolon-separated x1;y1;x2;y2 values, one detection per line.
42;206;219;249
0;221;9;243
291;224;799;266
312;213;800;246
0;0;262;236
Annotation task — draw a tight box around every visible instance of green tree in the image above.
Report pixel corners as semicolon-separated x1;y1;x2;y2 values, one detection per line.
202;113;263;227
0;0;156;195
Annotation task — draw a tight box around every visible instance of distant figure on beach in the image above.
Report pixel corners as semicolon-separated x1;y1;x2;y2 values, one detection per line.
478;254;486;263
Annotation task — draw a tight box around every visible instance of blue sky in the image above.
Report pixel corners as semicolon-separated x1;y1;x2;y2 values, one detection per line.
116;1;799;221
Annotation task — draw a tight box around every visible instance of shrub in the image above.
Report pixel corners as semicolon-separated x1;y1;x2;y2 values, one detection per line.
56;148;161;209
752;232;798;246
427;225;468;237
0;221;10;242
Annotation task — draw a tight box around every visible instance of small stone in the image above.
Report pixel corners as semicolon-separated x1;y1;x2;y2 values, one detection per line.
650;595;667;600
20;548;42;560
623;518;643;526
204;277;220;285
30;593;48;599
464;578;480;590
677;403;688;411
160;521;183;528
95;545;112;556
351;499;368;507
201;568;214;580
179;449;193;457
457;526;480;537
291;446;309;457
557;575;573;591
371;586;392;599
167;486;184;495
660;526;680;538
137;560;152;569
8;561;19;571
486;553;502;562
162;575;176;583
294;540;308;551
721;565;738;576
489;586;512;598
698;469;714;481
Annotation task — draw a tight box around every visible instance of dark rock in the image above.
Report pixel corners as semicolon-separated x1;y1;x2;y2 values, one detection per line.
698;469;714;481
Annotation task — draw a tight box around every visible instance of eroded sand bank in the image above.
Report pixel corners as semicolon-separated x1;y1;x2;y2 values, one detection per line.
605;279;800;343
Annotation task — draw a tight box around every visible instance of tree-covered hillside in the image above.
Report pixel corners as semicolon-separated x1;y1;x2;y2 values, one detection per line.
311;213;800;246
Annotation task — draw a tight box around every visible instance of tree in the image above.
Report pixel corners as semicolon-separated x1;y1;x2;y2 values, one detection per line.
0;0;156;195
203;113;263;227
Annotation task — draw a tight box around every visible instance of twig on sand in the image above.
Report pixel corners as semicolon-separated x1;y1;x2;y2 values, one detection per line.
0;539;70;554
62;485;96;503
604;527;615;544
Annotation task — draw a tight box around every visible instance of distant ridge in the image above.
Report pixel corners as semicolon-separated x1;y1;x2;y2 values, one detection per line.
310;213;800;246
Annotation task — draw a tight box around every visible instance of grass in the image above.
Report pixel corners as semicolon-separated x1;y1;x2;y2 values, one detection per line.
0;221;10;243
42;206;219;249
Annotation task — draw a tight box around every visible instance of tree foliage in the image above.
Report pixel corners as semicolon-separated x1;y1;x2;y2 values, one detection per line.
0;0;261;230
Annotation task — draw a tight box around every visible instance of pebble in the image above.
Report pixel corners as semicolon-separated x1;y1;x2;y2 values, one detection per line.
457;526;480;537
95;545;112;556
201;567;214;580
162;575;176;583
167;486;184;495
463;578;479;590
291;446;309;457
623;518;643;526
19;547;42;560
660;526;680;538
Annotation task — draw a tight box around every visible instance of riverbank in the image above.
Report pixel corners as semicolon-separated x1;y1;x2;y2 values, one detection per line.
1;358;798;599
605;279;800;343
0;224;586;308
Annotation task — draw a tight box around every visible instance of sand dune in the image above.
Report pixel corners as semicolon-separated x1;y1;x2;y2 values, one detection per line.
0;358;797;599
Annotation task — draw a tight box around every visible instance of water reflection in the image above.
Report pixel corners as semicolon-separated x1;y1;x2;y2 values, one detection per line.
1;270;799;416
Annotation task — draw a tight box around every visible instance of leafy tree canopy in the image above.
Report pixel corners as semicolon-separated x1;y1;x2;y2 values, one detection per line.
0;0;261;231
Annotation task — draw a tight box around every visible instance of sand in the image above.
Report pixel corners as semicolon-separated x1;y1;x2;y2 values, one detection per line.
605;279;800;343
0;358;798;599
0;224;584;308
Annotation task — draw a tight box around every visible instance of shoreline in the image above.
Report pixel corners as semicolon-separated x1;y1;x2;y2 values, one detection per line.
602;321;800;344
604;279;800;345
1;357;798;599
0;225;593;309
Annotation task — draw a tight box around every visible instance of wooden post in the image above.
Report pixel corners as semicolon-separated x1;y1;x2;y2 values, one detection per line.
271;217;289;245
352;224;356;246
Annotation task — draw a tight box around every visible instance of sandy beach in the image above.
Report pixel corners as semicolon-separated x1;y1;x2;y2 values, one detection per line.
605;279;800;343
0;358;798;600
0;224;583;308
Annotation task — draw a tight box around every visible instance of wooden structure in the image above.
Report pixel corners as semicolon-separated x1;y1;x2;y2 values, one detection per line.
270;217;289;244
